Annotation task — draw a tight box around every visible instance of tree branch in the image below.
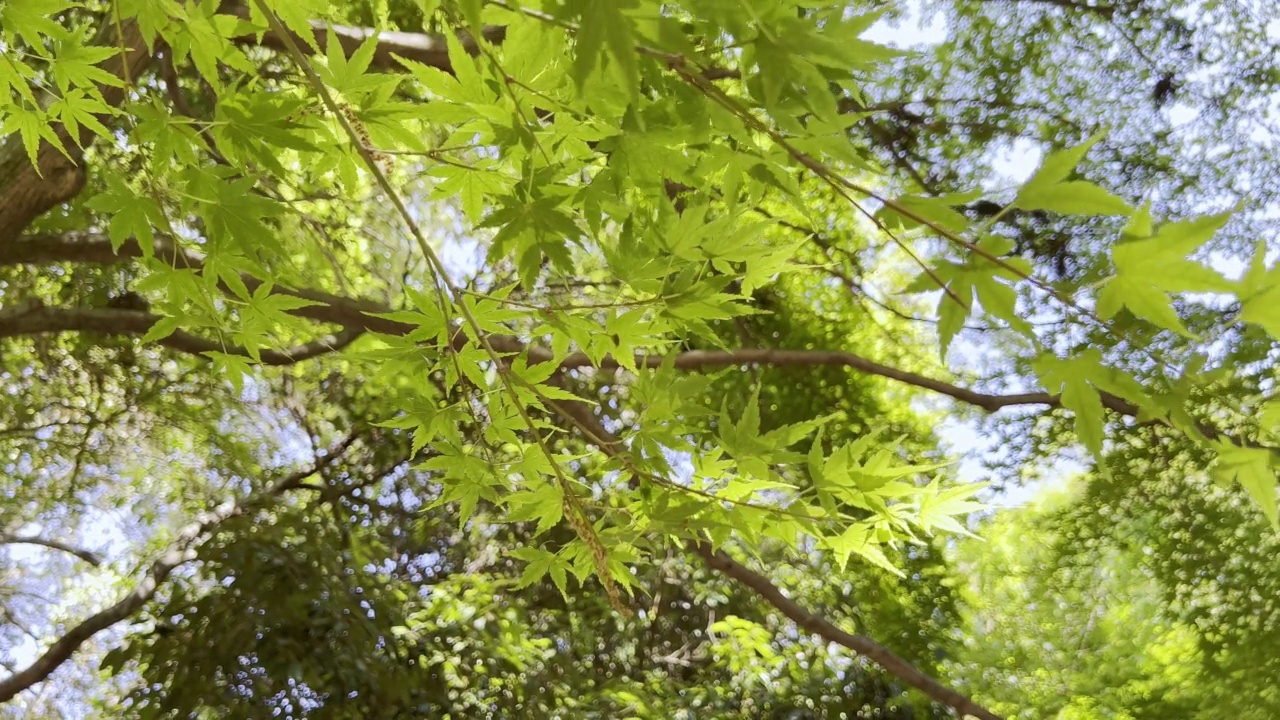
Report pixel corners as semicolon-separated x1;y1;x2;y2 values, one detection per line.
222;3;507;72
0;303;362;365
1;233;424;336
0;293;1078;416
0;437;360;703
6;233;1242;443
222;3;739;80
692;542;1002;720
524;369;1004;718
0;232;1170;424
576;348;1063;413
976;0;1116;19
0;5;503;246
0;535;102;566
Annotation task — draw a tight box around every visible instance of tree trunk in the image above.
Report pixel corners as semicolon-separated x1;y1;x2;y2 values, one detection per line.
0;19;153;244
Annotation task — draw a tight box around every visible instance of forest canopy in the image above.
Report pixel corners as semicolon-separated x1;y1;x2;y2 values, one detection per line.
1;0;1279;718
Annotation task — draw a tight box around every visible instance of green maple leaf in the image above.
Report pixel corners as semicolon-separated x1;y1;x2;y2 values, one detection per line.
1097;210;1234;336
254;0;329;52
1014;131;1132;216
568;0;639;99
879;190;980;234
1021;130;1106;190
1;0;74;55
506;484;565;537
916;478;986;535
48;89;113;146
204;351;255;394
0;55;39;105
1015;181;1131;216
1213;444;1279;529
1;105;69;168
1096;276;1190;336
824;524;902;576
1228;240;1280;339
84;177;163;256
49;36;124;93
1033;352;1108;462
318;28;384;96
511;546;571;597
141;314;184;344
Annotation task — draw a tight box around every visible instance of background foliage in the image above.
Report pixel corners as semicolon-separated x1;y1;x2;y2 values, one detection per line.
1;0;1279;718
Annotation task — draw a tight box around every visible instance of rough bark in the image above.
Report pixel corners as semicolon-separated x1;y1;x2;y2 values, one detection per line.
0;20;153;244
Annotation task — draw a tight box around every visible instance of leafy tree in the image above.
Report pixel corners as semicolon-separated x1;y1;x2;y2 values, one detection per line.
878;5;1280;716
949;481;1211;719
0;1;1278;719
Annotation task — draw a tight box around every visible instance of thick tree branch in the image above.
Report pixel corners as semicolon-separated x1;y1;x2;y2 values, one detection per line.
977;0;1116;19
0;303;361;365
692;542;1002;720
0;535;102;566
1;233;428;336
222;4;739;80
222;4;507;72
0;437;359;703
0;232;1168;424
0;7;501;246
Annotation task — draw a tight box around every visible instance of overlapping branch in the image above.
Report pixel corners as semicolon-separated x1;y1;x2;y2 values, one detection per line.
0;436;362;703
0;536;102;567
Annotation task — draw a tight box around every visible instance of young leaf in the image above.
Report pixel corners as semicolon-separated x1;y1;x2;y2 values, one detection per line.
1015;181;1132;216
1213;444;1279;529
1021;130;1107;192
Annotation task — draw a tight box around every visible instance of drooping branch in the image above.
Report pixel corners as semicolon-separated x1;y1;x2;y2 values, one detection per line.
526;368;1004;718
0;436;360;703
692;542;1003;720
0;535;102;566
